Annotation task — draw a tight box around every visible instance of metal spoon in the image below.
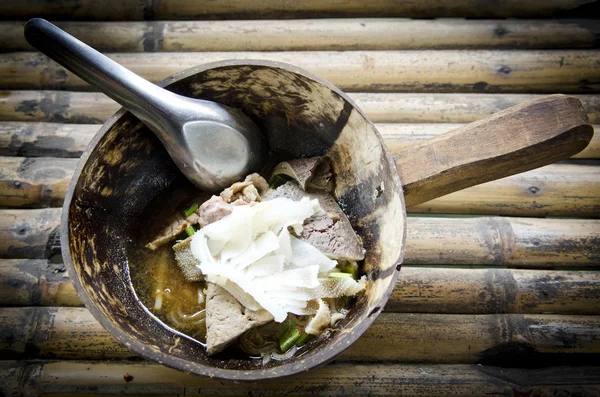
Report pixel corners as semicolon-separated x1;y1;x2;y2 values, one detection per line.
24;18;266;192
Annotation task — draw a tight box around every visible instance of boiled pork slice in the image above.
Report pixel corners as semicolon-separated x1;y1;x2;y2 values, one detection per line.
220;173;268;203
205;283;273;355
146;212;199;251
263;182;365;261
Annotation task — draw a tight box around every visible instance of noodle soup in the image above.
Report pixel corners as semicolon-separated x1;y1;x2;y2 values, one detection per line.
129;158;366;362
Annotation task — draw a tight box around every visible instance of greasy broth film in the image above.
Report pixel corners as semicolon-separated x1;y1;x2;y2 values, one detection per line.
129;197;209;343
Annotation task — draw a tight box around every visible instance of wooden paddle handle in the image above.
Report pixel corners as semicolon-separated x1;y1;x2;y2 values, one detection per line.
394;94;594;208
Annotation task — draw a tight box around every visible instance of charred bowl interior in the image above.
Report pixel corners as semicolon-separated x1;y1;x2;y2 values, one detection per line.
62;60;406;380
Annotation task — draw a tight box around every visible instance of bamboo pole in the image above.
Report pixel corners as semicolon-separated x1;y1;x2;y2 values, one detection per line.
0;122;598;159
2;20;599;52
1;209;598;267
1;156;598;217
391;267;600;315
0;0;594;20
2;361;599;396
0;307;133;360
409;162;600;217
0;259;79;307
0;91;115;124
0;122;99;158
0;208;61;259
404;217;600;267
0;157;74;208
2;306;599;364
3;259;600;315
2;91;599;124
1;50;598;92
345;313;600;363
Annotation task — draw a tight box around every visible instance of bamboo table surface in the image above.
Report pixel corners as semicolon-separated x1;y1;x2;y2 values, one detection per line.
1;2;600;396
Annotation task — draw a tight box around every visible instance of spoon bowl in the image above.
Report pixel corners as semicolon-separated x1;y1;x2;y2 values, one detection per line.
24;18;266;191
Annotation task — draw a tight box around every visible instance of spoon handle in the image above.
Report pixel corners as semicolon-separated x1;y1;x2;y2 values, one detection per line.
24;18;177;134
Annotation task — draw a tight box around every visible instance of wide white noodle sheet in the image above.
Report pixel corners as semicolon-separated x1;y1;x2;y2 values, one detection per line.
190;197;364;322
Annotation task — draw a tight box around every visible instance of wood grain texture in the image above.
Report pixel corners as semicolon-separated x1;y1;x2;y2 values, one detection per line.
392;267;600;315
0;0;596;20
1;209;598;267
0;307;133;360
0;155;598;217
411;162;600;216
2;19;599;52
0;208;60;259
1;50;598;92
0;91;114;124
2;91;599;124
0;157;74;208
0;122;99;158
3;259;599;315
405;217;600;267
378;123;600;159
1;122;598;159
2;361;599;397
396;95;594;207
0;259;78;307
2;307;599;364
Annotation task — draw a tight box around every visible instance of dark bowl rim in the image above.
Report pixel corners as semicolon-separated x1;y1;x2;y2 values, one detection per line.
60;59;407;381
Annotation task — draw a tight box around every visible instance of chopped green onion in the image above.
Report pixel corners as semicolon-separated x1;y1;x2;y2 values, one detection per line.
277;318;294;339
338;296;351;309
295;332;311;346
185;225;196;237
269;174;293;189
328;272;353;279
182;202;199;218
279;327;301;352
339;261;359;279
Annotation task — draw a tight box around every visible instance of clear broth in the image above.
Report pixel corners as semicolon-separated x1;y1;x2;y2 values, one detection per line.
130;243;207;342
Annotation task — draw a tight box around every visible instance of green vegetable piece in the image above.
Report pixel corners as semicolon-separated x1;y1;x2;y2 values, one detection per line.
328;272;353;279
338;296;351;309
339;261;359;279
269;174;293;189
182;202;199;218
295;332;312;346
277;318;294;337
279;327;301;352
184;225;195;237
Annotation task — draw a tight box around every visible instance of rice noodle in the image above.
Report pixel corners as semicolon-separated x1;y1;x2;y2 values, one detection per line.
261;352;271;365
239;327;277;356
167;305;207;332
270;345;298;361
153;293;163;310
330;312;346;326
198;288;205;304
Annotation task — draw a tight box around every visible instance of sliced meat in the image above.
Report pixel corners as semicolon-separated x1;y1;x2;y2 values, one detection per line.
198;196;248;228
271;157;333;192
263;182;365;261
308;158;334;192
172;237;203;282
146;212;199;251
245;173;269;195
205;283;274;355
148;175;267;250
220;173;268;203
198;195;233;228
